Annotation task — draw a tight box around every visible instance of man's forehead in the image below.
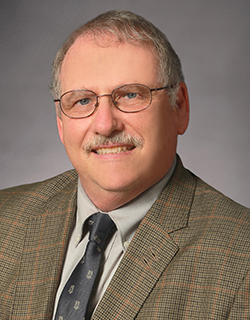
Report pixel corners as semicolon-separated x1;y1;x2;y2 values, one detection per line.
62;34;157;71
60;34;160;93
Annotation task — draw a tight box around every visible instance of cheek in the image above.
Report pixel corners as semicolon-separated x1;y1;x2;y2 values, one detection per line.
144;112;178;160
144;109;175;141
61;120;89;149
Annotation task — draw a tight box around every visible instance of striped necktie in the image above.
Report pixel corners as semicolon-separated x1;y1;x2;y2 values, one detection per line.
55;212;116;320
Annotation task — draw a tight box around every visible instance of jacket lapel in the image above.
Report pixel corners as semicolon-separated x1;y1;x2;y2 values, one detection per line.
93;157;195;320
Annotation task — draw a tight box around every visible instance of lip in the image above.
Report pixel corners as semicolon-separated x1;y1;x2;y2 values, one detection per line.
91;144;135;156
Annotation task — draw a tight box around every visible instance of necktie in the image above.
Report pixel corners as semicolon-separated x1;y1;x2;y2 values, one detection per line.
55;212;116;320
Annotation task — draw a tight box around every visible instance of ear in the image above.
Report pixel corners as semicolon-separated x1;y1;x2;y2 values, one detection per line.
55;103;64;145
175;82;190;135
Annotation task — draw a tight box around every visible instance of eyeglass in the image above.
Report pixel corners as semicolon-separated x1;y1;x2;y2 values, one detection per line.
54;83;171;119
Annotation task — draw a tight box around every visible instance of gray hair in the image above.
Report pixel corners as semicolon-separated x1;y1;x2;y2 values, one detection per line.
50;10;184;107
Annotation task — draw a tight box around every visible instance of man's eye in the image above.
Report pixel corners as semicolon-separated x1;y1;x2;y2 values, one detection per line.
77;98;90;106
124;92;138;99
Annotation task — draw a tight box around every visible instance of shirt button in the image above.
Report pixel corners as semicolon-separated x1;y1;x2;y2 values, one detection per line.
124;241;130;249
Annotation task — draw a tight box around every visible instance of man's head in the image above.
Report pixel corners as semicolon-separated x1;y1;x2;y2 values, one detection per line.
52;10;189;211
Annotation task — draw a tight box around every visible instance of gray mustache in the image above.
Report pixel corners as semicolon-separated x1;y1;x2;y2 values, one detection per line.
83;133;144;153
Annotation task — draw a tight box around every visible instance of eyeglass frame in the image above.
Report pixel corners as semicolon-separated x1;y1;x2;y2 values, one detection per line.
54;83;173;119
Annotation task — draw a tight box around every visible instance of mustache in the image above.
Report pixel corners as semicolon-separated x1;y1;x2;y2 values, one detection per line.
83;132;144;153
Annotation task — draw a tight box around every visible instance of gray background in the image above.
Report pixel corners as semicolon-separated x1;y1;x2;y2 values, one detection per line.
1;0;250;207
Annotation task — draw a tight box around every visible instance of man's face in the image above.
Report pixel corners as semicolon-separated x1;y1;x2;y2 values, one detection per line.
57;36;189;211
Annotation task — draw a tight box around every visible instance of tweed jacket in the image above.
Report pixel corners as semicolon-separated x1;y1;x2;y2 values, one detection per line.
0;157;250;319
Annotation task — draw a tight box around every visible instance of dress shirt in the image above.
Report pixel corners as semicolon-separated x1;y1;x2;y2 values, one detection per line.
53;157;176;319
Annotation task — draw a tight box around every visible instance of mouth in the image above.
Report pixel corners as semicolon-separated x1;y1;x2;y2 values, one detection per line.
84;132;144;155
93;145;135;155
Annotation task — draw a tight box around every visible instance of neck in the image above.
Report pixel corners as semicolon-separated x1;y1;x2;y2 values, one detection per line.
83;188;145;212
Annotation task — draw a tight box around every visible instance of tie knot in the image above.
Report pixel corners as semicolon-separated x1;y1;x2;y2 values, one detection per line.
88;212;116;250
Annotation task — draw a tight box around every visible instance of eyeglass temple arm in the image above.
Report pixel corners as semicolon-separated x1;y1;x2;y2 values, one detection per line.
150;85;174;93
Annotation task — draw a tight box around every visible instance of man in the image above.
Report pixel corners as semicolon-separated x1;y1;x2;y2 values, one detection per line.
0;10;249;320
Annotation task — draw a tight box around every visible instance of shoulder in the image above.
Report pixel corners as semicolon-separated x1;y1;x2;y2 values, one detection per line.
0;170;78;219
166;156;250;222
187;173;250;255
0;169;78;195
193;174;249;220
173;157;250;245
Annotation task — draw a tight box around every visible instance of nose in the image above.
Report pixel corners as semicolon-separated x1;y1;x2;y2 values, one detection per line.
92;95;124;137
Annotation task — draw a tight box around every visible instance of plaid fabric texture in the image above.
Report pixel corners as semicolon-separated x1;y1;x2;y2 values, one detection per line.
1;157;250;319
